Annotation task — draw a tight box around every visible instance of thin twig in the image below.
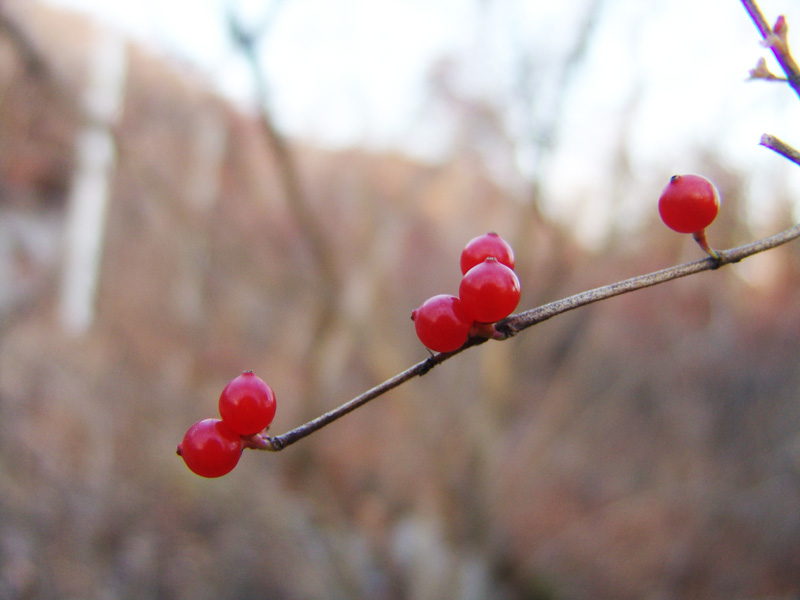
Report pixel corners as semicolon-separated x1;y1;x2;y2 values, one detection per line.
760;134;800;167
256;347;479;451
256;221;800;451
741;0;800;99
497;225;800;337
741;0;774;40
252;0;800;452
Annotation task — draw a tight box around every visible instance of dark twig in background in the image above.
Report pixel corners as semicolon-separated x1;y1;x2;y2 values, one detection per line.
227;6;339;294
0;6;48;76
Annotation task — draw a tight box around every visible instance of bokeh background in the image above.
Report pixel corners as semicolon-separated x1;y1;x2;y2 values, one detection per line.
2;0;800;598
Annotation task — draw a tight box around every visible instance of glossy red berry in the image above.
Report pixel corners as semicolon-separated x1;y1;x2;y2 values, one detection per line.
178;418;242;478
218;371;277;435
459;258;521;323
460;232;515;274
411;294;473;352
658;174;720;234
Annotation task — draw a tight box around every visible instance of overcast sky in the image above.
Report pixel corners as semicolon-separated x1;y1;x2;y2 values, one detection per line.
38;0;800;237
35;0;789;145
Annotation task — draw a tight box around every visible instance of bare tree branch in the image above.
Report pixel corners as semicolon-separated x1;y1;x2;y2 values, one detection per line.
236;0;800;454
250;220;800;452
760;133;800;166
741;0;800;99
0;7;48;76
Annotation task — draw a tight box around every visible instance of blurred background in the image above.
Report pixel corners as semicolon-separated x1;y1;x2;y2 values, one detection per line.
1;0;800;598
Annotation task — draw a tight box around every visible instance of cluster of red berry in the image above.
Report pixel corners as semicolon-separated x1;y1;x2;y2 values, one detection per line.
177;178;722;478
411;232;521;353
177;371;276;478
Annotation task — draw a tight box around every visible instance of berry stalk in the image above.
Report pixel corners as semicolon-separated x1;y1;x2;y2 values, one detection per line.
692;230;722;262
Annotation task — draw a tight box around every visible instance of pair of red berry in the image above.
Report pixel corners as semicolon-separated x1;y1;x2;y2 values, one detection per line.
178;371;276;478
412;232;521;353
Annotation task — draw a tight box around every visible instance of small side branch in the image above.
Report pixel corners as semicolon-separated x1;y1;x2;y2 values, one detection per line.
741;0;800;100
760;134;800;167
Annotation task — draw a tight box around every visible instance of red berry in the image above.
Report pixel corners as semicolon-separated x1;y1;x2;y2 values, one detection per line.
218;371;277;435
411;294;473;352
178;418;242;478
460;232;515;274
658;174;720;234
459;258;520;323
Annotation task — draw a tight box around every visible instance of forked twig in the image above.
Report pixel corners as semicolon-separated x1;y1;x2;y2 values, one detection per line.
741;0;800;99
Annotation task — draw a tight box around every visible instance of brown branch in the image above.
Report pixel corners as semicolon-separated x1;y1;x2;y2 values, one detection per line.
243;0;800;453
741;0;800;100
252;345;480;451
496;226;799;337
254;221;800;451
748;56;786;81
0;8;48;76
760;134;800;166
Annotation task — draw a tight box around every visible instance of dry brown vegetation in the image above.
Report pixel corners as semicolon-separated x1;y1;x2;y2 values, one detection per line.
1;2;799;599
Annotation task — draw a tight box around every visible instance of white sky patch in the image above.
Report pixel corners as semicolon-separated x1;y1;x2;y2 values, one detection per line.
39;0;800;236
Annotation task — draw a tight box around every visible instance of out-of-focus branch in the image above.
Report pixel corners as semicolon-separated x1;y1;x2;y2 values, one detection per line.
0;7;48;76
251;219;800;452
510;0;606;302
227;6;339;296
523;0;604;188
226;3;345;454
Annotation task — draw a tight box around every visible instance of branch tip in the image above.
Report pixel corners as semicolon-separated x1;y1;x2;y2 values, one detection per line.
760;133;800;167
